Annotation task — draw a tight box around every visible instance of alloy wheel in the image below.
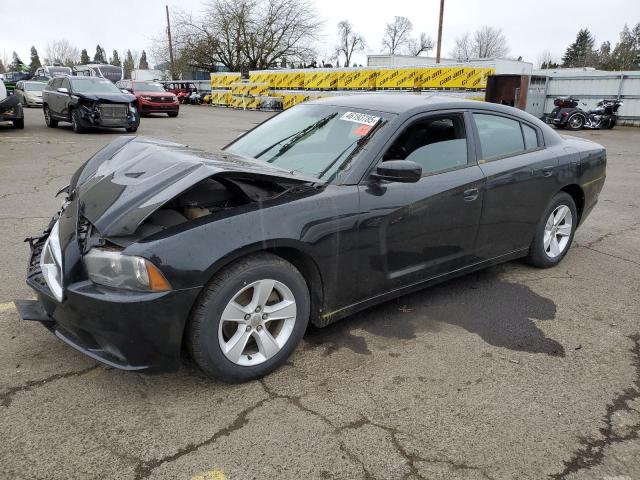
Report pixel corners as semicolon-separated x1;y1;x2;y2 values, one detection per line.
543;205;573;258
218;279;297;366
569;115;583;129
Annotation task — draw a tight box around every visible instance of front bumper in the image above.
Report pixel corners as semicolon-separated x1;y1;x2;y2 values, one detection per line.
139;100;179;114
78;104;138;129
19;227;201;372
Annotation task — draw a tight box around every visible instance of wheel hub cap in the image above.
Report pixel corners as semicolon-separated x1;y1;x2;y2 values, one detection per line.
218;279;297;367
543;204;573;258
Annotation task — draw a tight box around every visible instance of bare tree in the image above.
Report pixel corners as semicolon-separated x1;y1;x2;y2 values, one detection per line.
473;26;509;58
382;16;413;55
167;0;323;73
44;39;80;66
449;33;473;61
449;26;509;60
408;33;435;56
537;49;558;69
334;20;365;67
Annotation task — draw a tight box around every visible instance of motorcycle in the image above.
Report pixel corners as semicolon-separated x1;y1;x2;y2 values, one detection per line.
547;96;623;130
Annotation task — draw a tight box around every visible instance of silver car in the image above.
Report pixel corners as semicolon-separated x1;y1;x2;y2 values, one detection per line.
15;81;46;108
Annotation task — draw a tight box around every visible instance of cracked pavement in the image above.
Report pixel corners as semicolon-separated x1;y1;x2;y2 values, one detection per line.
1;107;639;480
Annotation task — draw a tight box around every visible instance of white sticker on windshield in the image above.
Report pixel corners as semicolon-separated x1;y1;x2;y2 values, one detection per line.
340;111;380;126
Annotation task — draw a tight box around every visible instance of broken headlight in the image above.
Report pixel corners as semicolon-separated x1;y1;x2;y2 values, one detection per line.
84;248;171;292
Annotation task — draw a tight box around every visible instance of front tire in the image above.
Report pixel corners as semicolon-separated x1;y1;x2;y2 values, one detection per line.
71;108;86;133
44;105;58;128
13;118;24;129
525;192;577;268
168;112;178;118
186;253;310;383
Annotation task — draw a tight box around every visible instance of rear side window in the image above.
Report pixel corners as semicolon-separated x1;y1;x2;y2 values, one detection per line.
473;113;524;160
522;123;539;149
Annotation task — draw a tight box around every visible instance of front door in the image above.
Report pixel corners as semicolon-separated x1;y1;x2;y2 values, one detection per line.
358;112;485;299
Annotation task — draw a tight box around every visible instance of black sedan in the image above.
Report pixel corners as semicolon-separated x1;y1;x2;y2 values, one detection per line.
16;94;606;382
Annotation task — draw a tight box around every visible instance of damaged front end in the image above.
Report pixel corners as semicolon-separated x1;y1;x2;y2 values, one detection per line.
17;136;322;371
75;97;138;128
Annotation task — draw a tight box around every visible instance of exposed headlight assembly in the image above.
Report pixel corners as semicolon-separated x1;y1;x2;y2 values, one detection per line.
84;248;171;292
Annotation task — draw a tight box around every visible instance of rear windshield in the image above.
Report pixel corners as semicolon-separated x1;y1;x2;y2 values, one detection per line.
48;67;72;76
133;82;166;92
71;78;122;94
97;65;123;82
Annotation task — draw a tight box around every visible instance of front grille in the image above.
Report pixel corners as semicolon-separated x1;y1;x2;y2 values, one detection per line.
153;96;175;103
99;103;128;125
27;236;48;290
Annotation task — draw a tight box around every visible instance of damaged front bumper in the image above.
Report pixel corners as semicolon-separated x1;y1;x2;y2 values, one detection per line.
17;221;200;372
77;103;138;129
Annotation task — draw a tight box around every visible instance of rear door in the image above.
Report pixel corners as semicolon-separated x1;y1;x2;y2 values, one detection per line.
358;111;485;298
471;112;559;259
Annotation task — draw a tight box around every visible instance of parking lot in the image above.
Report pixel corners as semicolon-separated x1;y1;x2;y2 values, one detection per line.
1;105;639;480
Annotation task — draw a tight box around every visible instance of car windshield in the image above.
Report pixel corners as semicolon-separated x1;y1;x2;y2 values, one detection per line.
71;78;122;94
134;82;166;92
48;67;71;76
25;82;46;92
225;104;392;181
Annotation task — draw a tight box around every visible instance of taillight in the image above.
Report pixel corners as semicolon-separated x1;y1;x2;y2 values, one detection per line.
562;112;569;117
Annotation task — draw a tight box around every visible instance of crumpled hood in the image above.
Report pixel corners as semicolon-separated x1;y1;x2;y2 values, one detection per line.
70;136;319;237
76;92;135;103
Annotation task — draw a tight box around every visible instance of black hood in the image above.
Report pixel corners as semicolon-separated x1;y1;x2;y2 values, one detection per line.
69;136;319;237
76;92;135;103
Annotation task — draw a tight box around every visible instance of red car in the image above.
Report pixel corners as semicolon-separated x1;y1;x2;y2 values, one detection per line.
116;80;179;117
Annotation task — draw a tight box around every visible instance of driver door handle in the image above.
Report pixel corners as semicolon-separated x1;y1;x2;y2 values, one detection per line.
463;188;479;201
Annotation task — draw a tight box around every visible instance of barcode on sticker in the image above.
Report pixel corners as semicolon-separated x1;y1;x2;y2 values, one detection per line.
340;112;380;126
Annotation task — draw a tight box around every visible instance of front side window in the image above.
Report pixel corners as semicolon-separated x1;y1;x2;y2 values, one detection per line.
473;113;525;160
383;114;468;175
226;105;392;181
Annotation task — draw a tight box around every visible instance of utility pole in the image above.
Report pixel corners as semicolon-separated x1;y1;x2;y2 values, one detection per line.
166;4;175;80
436;0;445;63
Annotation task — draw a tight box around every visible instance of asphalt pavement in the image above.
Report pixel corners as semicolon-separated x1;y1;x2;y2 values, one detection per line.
0;105;638;480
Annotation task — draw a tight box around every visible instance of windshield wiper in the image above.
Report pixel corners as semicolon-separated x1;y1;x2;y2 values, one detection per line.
259;112;338;163
317;118;386;179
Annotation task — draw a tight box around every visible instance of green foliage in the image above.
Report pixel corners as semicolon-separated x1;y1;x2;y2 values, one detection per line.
80;49;90;65
93;45;106;63
10;51;25;71
562;28;596;67
29;46;42;73
138;50;148;69
110;50;122;67
123;50;135;79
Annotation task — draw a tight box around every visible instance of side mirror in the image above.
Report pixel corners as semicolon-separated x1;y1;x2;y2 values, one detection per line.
57;87;69;94
371;160;422;183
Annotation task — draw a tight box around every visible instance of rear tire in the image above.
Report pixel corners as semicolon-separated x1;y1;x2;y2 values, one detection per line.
186;253;310;383
566;114;584;130
44;105;58;128
525;192;577;268
13;118;24;129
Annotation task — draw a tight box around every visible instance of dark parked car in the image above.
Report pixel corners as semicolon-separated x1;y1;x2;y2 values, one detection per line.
42;76;139;133
116;80;179;117
16;94;606;382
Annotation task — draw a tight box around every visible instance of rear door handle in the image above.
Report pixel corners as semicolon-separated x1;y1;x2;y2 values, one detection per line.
463;188;479;201
542;166;554;177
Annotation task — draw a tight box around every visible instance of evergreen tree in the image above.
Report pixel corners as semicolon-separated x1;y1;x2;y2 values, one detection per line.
138;50;149;69
123;50;135;79
611;24;640;70
80;49;90;64
93;45;106;63
0;59;5;74
110;50;122;67
562;29;596;67
596;41;615;70
10;51;24;71
29;46;42;73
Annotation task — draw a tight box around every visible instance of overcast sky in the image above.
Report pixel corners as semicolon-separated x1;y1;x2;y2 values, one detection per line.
1;0;638;68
